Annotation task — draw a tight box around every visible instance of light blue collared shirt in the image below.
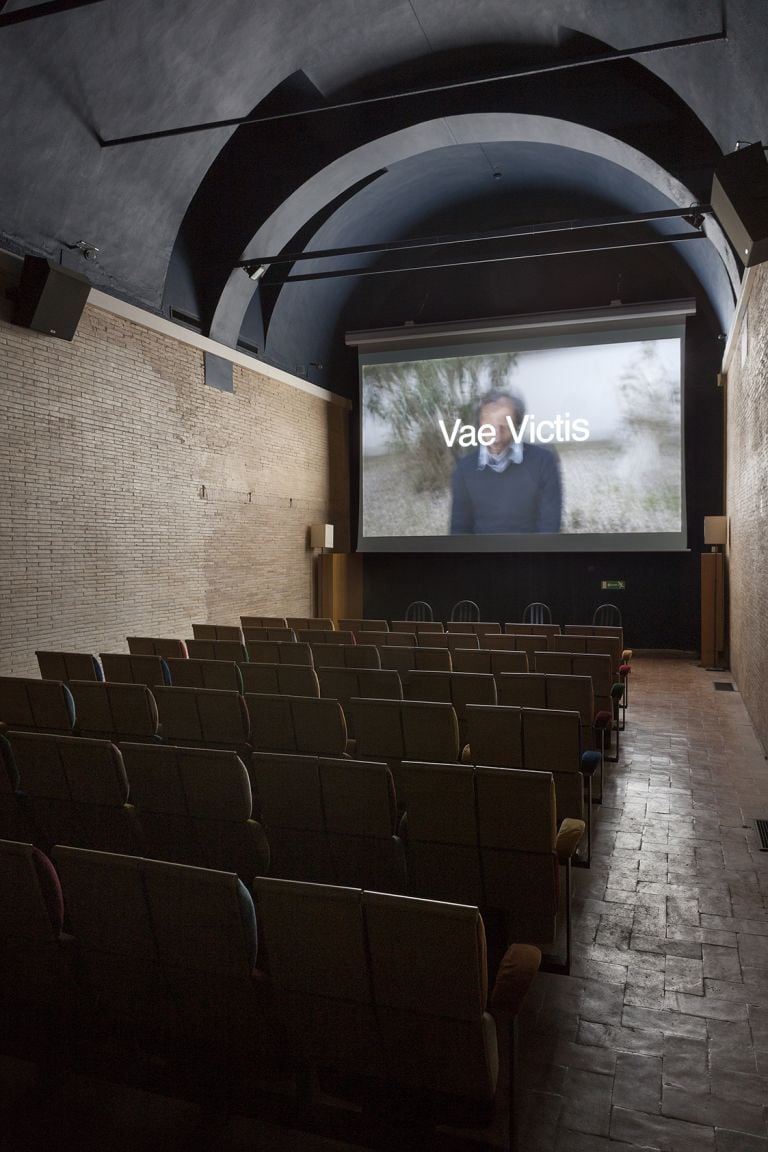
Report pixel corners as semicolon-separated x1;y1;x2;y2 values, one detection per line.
477;441;524;472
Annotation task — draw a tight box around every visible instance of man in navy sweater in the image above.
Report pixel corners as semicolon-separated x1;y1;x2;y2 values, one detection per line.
449;391;562;534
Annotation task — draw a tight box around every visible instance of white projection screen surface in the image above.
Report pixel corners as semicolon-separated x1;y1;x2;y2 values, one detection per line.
355;314;689;553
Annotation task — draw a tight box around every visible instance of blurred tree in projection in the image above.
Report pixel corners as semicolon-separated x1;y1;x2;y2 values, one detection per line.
617;341;681;517
363;352;519;491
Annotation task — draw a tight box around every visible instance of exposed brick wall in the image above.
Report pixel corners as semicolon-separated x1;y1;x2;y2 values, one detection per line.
0;290;349;676
726;263;768;755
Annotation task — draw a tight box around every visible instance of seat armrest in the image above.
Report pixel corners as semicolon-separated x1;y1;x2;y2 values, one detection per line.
460;743;473;764
556;818;585;862
622;648;633;662
489;943;541;1019
580;750;601;777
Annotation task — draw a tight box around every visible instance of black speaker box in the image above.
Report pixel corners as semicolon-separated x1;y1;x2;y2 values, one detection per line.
12;256;91;340
711;142;768;268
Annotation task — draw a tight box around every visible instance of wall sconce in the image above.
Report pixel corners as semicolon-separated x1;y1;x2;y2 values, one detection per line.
704;515;728;551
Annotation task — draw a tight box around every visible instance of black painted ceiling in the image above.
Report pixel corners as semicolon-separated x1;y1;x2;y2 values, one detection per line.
1;0;766;395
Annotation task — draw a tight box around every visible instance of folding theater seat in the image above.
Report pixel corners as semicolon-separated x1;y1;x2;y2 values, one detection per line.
36;651;103;682
52;845;180;1054
317;667;401;736
239;662;319;696
285;617;334;631
534;650;622;760
250;752;333;882
338;618;389;634
191;623;244;642
121;742;270;883
396;760;481;906
0;734;36;842
240;615;288;629
139;856;285;1074
165;656;243;692
296;629;355;645
100;652;171;688
242;627;297;643
246;640;312;665
391;619;444;635
446;621;502;638
0;839;75;1060
309;642;380;669
68;680;159;743
53;848;284;1079
379;645;452;674
475;766;583;972
245;693;348;757
504;622;560;639
318;757;407;893
451;648;528;677
404;669;497;744
495;672;548;709
0;676;76;735
127;636;188;659
422;631;479;651
253;876;541;1137
465;704;595;866
364;630;417;647
490;634;546;667
348;697;460;802
152;686;250;754
185;638;248;663
5;731;142;855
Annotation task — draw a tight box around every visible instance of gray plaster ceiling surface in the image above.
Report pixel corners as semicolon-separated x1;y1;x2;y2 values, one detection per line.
1;0;766;373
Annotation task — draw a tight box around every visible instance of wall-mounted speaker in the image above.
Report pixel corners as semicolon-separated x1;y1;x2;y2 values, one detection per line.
12;256;91;340
711;142;768;268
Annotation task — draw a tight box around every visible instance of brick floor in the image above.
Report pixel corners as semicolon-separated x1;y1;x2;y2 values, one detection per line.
2;655;767;1151
513;655;768;1152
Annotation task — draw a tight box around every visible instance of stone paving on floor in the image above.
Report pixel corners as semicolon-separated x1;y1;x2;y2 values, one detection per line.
514;655;768;1152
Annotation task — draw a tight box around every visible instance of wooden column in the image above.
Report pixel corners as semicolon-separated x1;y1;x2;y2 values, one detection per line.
316;553;363;625
700;551;725;667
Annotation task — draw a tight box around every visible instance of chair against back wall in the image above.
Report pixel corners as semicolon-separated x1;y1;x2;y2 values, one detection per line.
592;603;622;627
522;602;553;626
404;600;434;622
450;599;480;623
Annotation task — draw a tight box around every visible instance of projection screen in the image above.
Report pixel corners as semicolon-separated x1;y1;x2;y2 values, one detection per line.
349;302;693;553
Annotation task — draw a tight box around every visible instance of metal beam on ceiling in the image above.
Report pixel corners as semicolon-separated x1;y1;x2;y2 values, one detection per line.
263;231;706;285
238;206;712;271
0;0;109;28
98;26;728;147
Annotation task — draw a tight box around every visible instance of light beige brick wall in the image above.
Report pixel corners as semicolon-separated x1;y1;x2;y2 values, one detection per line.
726;263;768;754
0;286;349;676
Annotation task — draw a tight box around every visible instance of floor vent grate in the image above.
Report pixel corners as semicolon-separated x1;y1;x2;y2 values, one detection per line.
754;820;768;851
713;681;735;691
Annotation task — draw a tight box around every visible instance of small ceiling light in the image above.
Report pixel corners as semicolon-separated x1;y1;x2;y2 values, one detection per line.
246;263;268;281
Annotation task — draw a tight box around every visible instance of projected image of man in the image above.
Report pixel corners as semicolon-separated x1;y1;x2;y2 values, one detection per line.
449;391;562;534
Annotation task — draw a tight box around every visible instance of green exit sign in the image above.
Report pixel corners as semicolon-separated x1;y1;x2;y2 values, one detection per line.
601;580;626;591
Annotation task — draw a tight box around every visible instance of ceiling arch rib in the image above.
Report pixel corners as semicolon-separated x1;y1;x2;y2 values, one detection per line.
210;112;738;355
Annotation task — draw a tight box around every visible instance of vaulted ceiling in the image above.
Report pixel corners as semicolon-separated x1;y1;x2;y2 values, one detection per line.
1;0;765;396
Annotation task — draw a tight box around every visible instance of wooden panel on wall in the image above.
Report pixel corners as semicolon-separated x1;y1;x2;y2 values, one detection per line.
700;551;725;668
317;553;363;624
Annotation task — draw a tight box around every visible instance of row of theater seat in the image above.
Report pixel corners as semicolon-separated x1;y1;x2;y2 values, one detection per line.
1;686;594;893
39;627;627;669
1;662;620;761
0;836;542;1142
0;731;583;961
